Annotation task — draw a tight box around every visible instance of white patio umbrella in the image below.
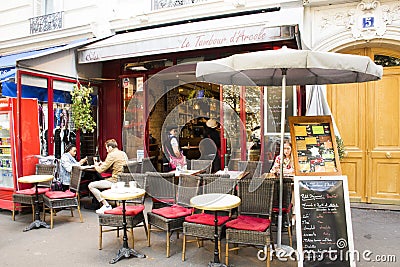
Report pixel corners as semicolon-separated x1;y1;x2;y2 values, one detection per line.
306;85;341;138
196;46;383;254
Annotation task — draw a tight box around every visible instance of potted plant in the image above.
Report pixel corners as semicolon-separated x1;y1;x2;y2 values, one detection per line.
70;83;96;133
336;136;345;161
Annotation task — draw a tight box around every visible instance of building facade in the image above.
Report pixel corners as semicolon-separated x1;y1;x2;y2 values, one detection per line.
1;0;399;205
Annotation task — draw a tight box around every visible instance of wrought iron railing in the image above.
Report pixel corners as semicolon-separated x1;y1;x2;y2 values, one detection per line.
152;0;209;10
29;12;63;34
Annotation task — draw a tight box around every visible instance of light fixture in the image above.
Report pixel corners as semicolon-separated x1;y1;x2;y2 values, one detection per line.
129;66;147;71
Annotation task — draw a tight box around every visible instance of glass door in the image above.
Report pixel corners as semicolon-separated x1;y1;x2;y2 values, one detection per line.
0;112;13;188
122;76;146;160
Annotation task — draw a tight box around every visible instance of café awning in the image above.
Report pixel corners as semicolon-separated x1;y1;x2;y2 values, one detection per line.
78;5;303;64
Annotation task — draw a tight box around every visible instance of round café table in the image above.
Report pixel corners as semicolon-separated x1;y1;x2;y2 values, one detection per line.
18;174;54;232
190;193;241;267
100;188;146;264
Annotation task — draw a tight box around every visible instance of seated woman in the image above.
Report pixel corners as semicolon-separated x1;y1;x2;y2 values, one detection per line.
269;139;294;177
59;144;87;191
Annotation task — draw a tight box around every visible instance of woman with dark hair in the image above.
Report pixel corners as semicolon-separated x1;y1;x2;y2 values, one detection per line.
269;139;294;176
59;144;87;191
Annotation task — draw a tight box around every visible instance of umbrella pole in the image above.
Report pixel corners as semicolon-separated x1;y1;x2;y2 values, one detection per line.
275;69;295;257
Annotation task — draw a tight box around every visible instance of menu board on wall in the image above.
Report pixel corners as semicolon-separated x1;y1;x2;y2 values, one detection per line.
289;116;341;176
266;86;294;133
294;176;356;267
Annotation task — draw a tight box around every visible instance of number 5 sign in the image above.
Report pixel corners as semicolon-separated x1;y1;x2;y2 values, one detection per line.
362;16;375;29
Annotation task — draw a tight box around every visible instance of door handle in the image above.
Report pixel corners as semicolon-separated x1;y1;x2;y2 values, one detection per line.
385;152;392;159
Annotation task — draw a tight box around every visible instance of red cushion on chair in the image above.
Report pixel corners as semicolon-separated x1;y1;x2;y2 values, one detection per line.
15;187;50;195
272;203;292;213
151;197;175;204
104;205;145;216
152;204;193;219
101;173;112;178
272;207;288;213
185;213;230;226
225;215;271;232
45;190;76;199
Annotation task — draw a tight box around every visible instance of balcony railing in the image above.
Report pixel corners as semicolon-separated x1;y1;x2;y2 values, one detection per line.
29;12;63;34
152;0;209;10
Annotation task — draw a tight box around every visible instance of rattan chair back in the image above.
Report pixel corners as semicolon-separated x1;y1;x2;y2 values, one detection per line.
123;161;140;173
36;164;56;187
146;172;176;203
141;157;156;173
267;177;293;212
237;179;275;217
176;174;201;207
118;173;147;204
69;166;83;193
227;159;239;171
238;160;263;179
201;175;237;195
190;160;213;174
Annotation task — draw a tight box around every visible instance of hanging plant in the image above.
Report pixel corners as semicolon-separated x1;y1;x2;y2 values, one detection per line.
336;136;345;161
70;83;96;133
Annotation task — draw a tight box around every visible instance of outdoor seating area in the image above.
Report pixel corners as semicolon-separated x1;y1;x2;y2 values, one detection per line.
7;159;295;266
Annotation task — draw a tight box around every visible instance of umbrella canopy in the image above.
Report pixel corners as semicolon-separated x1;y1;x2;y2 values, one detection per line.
195;46;383;253
196;47;383;86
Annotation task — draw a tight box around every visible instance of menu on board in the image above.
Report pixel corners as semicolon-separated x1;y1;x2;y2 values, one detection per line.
289;116;341;176
266;86;294;133
294;176;355;267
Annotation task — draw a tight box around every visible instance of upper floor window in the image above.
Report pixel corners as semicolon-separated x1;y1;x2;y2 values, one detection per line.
34;0;64;16
374;55;400;67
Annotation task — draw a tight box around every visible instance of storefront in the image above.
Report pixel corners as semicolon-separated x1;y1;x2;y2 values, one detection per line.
78;6;304;171
0;39;102;171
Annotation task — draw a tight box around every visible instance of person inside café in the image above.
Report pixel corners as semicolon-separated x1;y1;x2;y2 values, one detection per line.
88;139;128;214
203;118;221;172
59;144;87;191
162;125;185;170
269;139;294;176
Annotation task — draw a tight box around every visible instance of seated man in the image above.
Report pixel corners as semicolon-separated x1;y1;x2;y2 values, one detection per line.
88;139;128;214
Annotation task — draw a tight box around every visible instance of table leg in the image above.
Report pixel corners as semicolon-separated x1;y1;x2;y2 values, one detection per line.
23;183;50;232
110;200;146;264
208;211;228;267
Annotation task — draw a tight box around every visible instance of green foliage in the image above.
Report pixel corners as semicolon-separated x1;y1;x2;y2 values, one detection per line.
70;84;96;133
336;136;345;161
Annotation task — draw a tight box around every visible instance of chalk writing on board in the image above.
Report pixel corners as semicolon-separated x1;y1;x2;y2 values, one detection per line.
266;86;294;133
298;180;350;267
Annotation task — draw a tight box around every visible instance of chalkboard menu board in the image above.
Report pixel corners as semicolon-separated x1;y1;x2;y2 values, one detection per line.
289;116;341;176
266;86;295;133
294;176;355;267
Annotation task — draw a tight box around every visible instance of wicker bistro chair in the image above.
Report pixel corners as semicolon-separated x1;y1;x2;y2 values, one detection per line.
146;172;176;209
141;157;156;173
98;173;148;250
182;176;237;262
42;166;83;229
12;164;56;221
238;160;263;180
147;174;201;257
227;159;239;171
268;177;294;247
190;159;213;174
123;161;140;174
225;179;275;267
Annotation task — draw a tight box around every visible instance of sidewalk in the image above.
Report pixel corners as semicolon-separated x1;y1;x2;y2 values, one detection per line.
0;198;398;266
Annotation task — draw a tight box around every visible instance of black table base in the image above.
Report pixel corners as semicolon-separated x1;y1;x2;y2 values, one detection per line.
23;220;50;232
208;262;229;267
110;247;145;264
23;182;50;232
109;200;146;264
